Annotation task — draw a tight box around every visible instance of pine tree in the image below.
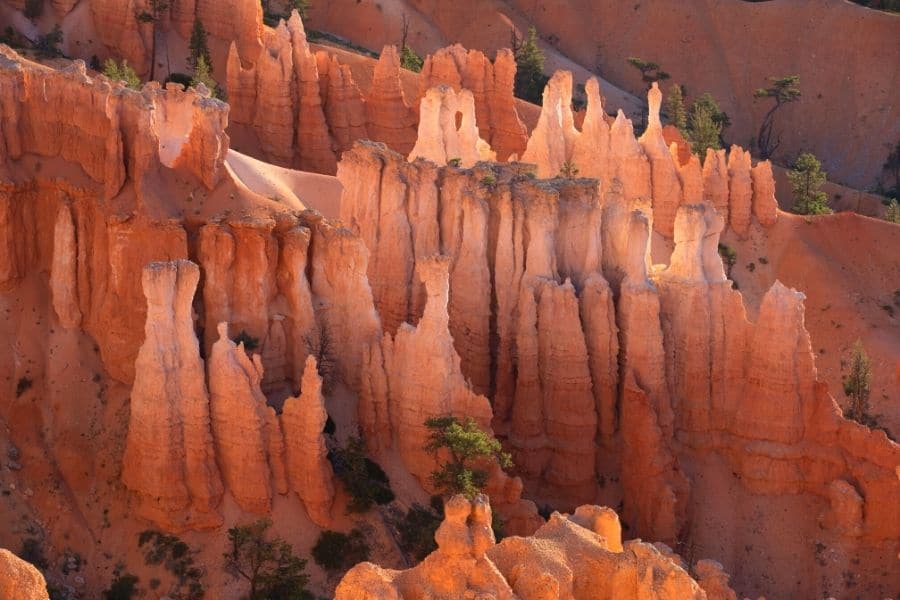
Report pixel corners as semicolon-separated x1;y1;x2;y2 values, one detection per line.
188;19;211;73
665;83;687;133
843;340;872;424
224;519;312;600
626;56;670;90
103;59;141;89
425;416;512;498
513;27;548;104
688;103;722;159
788;152;831;215
398;13;423;72
753;75;801;159
191;55;219;98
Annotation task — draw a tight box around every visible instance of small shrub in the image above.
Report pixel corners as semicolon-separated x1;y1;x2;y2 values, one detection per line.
400;44;423;72
329;438;394;513
395;504;440;562
138;530;204;598
103;573;139;600
232;330;260;352
492;511;506;542
103;59;141;90
717;243;737;279
164;72;193;89
447;158;462;168
480;175;497;187
758;256;769;265
34;25;64;59
558;161;579;179
312;529;370;573
19;538;48;570
747;262;756;272
15;377;32;398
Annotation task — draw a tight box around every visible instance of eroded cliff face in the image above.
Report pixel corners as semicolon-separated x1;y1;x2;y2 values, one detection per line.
0;48;228;382
338;139;900;575
520;78;778;239
336;495;720;600
418;44;528;161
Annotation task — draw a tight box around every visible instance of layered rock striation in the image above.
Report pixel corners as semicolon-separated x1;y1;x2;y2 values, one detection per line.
339;141;900;554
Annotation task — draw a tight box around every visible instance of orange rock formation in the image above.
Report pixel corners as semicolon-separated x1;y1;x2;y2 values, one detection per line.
0;549;49;600
336;495;724;599
122;261;223;530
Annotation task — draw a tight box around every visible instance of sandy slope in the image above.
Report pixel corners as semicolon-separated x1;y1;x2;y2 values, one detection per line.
724;211;900;436
309;0;899;190
225;149;343;218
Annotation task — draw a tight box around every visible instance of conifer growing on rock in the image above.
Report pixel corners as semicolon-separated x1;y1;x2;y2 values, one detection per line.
188;19;212;73
425;416;512;498
512;27;548;104
843;340;872;425
754;75;801;159
788;152;831;215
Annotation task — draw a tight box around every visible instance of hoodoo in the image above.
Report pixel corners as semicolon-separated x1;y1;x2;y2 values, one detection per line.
0;3;896;598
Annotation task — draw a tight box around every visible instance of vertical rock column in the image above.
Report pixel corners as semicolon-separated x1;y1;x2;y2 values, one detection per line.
50;203;82;329
638;83;682;238
281;356;335;527
208;323;287;514
122;261;223;530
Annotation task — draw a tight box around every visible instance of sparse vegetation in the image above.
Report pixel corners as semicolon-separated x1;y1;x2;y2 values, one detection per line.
35;25;65;59
665;83;687;132
188;19;212;74
398;14;423;72
425;415;512;498
788;152;831;215
843;340;872;425
15;377;32;398
626;56;670;90
447;158;462;168
164;72;194;90
329;437;394;513
717;243;737;279
512;27;548;104
191;55;220;98
223;519;312;600
394;504;441;562
884;199;900;224
753;75;801;159
558;160;579;178
311;529;370;573
103;571;140;600
138;530;204;599
305;325;337;394
103;59;141;90
233;330;260;352
19;538;48;570
480;174;497;187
